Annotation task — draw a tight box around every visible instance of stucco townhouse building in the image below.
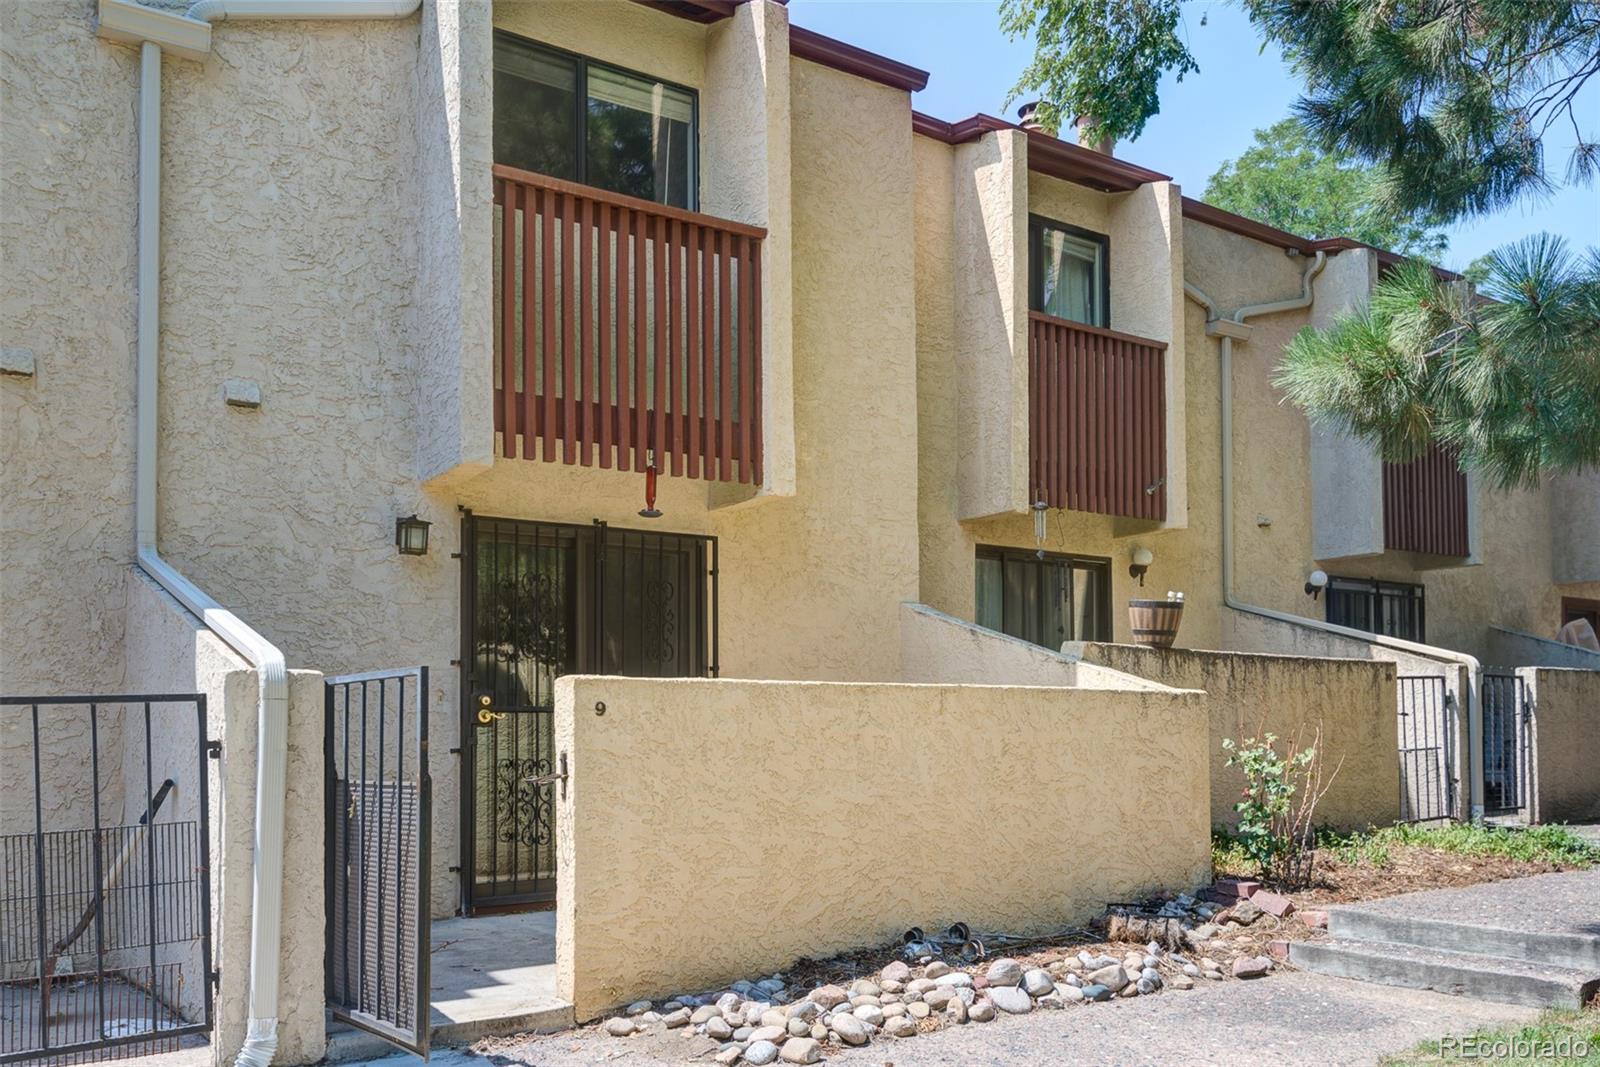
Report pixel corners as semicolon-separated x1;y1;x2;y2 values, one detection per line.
3;0;1599;1063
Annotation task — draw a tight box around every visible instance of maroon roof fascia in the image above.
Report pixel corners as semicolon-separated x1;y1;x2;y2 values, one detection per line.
912;111;1169;193
789;25;930;92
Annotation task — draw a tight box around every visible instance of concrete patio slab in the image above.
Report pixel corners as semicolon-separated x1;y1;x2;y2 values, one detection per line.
325;911;571;1062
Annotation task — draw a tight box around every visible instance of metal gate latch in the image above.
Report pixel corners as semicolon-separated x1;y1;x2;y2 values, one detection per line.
526;751;569;800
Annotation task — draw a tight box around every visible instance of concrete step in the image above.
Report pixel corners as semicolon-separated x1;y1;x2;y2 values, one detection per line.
1291;939;1600;1010
322;1001;574;1064
1330;908;1600;972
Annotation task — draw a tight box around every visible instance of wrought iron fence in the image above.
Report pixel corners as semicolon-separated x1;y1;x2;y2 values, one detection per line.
0;695;214;1065
1481;673;1530;816
324;668;431;1057
1395;676;1456;822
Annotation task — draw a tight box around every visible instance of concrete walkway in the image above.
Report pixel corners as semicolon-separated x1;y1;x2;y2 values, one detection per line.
1331;865;1600;943
338;971;1537;1067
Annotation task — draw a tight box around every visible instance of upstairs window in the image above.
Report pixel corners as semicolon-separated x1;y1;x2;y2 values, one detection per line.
1326;576;1426;642
493;32;698;210
1030;216;1109;328
975;546;1111;650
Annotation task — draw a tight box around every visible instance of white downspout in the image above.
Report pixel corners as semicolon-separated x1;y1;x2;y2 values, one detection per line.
1188;254;1485;821
129;40;291;1067
119;3;422;1064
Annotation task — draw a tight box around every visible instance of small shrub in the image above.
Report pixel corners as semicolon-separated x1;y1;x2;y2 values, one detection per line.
1222;731;1338;889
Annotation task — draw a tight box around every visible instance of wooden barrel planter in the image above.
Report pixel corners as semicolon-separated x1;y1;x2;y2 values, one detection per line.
1128;599;1184;648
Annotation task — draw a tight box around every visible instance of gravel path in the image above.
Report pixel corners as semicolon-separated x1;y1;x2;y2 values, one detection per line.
346;972;1536;1067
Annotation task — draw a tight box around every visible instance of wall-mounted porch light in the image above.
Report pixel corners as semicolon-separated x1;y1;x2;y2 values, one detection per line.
1305;569;1328;600
1129;546;1154;586
1032;499;1049;558
395;514;431;556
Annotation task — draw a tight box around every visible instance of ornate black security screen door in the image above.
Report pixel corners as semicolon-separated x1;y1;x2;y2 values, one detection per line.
460;515;717;911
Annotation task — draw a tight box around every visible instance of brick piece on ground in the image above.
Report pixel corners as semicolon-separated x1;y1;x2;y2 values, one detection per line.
1252;890;1295;918
1267;939;1290;961
1299;909;1328;929
1212;878;1260;899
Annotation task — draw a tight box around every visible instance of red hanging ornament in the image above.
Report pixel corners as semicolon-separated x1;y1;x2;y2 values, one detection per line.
639;451;662;519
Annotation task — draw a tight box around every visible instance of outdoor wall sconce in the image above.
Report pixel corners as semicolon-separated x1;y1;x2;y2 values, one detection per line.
1129;546;1154;586
1305;569;1328;600
395;514;431;556
1032;499;1049;558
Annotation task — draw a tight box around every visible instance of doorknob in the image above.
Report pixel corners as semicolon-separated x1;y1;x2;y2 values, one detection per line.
473;691;506;725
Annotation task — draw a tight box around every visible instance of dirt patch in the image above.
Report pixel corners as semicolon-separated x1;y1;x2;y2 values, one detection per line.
1236;845;1573;908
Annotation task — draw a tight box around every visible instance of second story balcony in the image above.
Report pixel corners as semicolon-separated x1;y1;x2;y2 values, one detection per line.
1383;442;1469;558
1027;314;1167;523
492;165;765;485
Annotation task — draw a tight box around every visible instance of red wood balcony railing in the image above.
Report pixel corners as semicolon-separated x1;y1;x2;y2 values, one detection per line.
1384;442;1469;556
1028;311;1167;521
492;165;764;484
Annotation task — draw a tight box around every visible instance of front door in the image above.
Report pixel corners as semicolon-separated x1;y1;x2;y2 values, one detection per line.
459;515;717;911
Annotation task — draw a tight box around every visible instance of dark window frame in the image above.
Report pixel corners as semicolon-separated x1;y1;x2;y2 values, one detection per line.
1028;214;1111;328
1326;575;1427;642
1561;596;1600;630
974;544;1113;647
493;28;701;210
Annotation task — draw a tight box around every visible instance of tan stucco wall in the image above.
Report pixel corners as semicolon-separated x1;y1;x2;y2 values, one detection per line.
121;573;327;1066
898;601;1173;690
554;674;1210;1020
1523;667;1600;824
1074;642;1400;830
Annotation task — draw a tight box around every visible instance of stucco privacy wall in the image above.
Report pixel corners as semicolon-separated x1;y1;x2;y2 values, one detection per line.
898;601;1172;690
554;675;1210;1020
1071;642;1400;829
121;573;328;1066
1521;667;1600;824
1487;627;1600;671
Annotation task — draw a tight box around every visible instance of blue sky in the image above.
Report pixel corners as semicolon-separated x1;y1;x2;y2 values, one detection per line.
788;0;1600;270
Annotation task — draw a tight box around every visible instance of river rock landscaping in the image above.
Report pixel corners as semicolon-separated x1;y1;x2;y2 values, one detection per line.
592;889;1291;1063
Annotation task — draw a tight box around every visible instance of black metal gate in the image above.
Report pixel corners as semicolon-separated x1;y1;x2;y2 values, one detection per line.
1395;676;1456;822
0;694;215;1065
1481;672;1530;816
459;514;717;911
324;668;431;1058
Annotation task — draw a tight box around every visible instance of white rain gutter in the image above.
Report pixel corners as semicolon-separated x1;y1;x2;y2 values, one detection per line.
103;1;421;1063
1186;255;1485;820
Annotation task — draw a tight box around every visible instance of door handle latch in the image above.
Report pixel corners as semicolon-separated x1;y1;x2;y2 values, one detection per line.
526;752;569;800
473;691;506;725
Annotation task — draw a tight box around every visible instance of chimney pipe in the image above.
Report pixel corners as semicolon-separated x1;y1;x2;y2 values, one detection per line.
1016;101;1048;133
1073;114;1115;155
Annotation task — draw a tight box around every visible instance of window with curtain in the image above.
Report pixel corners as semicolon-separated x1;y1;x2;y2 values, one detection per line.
1030;216;1108;328
974;547;1111;649
493;32;697;210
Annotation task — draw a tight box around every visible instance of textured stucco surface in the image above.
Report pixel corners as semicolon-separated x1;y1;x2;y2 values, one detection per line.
898;601;1174;691
554;674;1211;1020
1550;472;1600;583
1486;627;1600;671
1075;642;1400;829
1308;250;1384;561
953;129;1028;520
1522;667;1600;824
